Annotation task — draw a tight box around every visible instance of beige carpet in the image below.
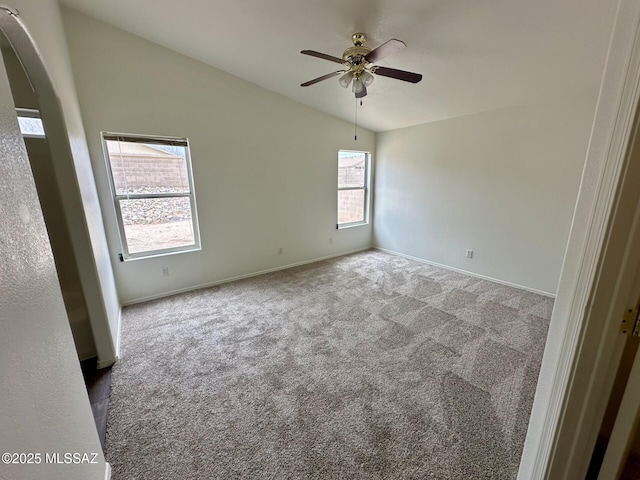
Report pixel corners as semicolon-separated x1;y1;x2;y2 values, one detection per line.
106;250;552;479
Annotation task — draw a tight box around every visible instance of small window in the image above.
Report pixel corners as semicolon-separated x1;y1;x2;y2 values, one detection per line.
102;132;200;260
337;150;370;228
16;108;45;138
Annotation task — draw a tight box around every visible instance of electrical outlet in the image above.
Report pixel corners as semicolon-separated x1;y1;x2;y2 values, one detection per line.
278;247;283;255
466;250;473;259
161;266;169;276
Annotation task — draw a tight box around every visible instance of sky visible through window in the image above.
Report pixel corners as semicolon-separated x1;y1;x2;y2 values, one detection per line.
17;116;45;137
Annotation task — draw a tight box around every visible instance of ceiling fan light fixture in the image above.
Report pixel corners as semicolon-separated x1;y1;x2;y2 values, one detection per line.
352;77;364;94
361;70;374;87
300;33;422;102
338;71;353;88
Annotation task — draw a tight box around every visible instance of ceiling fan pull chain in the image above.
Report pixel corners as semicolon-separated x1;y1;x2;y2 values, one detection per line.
354;95;358;141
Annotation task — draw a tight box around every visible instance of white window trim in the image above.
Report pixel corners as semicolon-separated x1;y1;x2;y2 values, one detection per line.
101;132;201;261
337;150;371;229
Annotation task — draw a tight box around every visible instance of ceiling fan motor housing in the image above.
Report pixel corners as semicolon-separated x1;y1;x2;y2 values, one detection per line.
343;32;371;65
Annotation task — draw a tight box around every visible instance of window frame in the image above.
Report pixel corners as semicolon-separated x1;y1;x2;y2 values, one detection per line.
101;132;201;261
337;150;371;229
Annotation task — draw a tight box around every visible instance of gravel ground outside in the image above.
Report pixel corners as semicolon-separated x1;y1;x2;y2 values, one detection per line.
123;220;194;254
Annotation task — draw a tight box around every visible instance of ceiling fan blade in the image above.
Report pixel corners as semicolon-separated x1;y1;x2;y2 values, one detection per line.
301;70;345;87
372;66;422;83
365;39;406;63
355;85;367;98
301;50;346;65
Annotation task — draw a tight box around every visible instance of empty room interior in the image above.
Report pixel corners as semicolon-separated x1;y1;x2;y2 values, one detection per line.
4;0;640;479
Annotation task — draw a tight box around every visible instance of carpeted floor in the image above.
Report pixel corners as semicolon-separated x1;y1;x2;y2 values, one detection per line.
106;250;552;479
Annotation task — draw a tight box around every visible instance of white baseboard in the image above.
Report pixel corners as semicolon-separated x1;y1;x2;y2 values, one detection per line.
114;307;122;359
96;357;116;369
374;247;556;298
122;247;371;306
104;462;111;480
94;307;122;369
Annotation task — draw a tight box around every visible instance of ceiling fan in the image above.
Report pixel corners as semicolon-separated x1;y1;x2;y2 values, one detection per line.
300;33;422;98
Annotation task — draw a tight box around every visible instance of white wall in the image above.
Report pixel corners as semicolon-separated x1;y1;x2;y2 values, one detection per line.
6;0;120;366
373;96;598;294
61;8;375;305
0;34;105;480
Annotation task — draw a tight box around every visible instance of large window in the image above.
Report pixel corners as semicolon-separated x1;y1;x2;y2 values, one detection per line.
102;132;200;260
337;150;370;227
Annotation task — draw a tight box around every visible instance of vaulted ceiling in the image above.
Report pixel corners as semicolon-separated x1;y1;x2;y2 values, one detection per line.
60;0;617;132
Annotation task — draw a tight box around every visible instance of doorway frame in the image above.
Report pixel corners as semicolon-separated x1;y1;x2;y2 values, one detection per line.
518;0;640;478
0;5;118;368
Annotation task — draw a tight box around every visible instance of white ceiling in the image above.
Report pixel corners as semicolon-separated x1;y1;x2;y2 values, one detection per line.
60;0;617;132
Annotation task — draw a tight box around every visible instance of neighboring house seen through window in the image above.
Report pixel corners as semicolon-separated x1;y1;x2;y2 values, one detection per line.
102;132;200;260
337;150;370;228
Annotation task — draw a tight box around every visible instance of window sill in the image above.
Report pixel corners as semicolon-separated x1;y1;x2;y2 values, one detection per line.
337;222;369;230
120;245;201;262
